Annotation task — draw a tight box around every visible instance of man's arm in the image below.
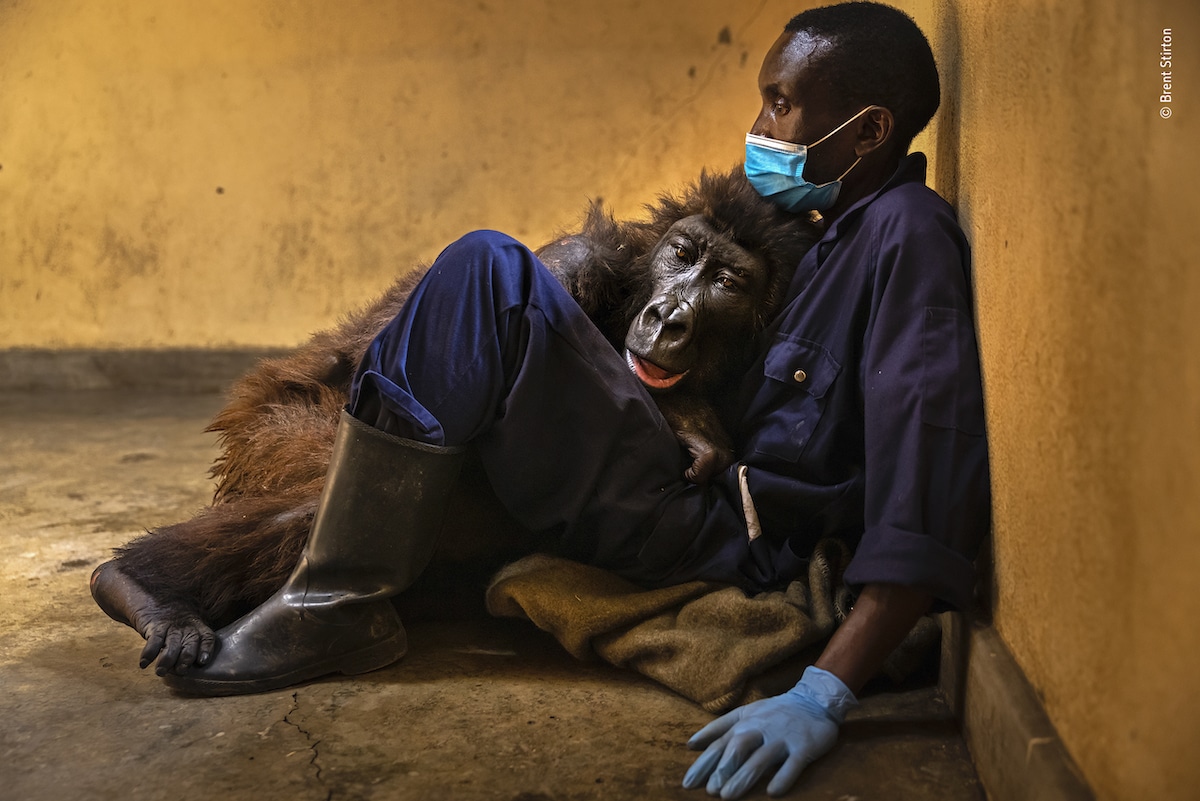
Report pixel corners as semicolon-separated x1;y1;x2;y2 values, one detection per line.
814;582;932;693
682;181;987;801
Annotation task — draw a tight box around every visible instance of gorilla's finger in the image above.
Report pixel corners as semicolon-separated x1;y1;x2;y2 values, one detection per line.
197;627;217;667
155;628;184;676
140;624;167;670
175;629;201;673
685;452;718;484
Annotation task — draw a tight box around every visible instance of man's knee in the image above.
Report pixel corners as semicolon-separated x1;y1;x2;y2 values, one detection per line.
413;229;556;320
450;229;523;255
434;230;535;283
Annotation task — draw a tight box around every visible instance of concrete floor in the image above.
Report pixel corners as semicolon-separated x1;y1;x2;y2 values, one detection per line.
0;390;986;801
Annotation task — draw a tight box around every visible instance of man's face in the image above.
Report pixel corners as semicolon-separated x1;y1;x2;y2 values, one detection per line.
751;32;850;141
749;31;857;185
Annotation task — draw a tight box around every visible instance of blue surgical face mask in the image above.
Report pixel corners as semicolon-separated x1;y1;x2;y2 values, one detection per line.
744;107;872;212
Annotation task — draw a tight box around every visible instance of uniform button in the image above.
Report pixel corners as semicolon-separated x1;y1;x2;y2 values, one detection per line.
793;369;807;383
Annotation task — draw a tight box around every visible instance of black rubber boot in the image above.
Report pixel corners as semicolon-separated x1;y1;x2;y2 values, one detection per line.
163;410;466;696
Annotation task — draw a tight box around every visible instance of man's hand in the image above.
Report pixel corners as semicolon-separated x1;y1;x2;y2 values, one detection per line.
682;666;857;799
682;582;935;798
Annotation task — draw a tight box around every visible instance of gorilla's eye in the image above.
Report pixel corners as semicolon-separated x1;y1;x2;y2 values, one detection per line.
715;274;739;290
674;245;690;262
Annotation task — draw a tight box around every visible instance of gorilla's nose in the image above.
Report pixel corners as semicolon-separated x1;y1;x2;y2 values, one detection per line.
644;297;693;342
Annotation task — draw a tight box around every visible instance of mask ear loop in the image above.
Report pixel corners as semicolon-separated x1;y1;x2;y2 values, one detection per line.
835;156;862;181
809;106;874;185
806;105;874;149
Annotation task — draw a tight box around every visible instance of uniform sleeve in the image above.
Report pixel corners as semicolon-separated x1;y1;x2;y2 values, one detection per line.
841;196;991;612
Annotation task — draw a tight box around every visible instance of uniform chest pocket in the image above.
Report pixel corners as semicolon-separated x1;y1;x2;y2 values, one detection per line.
751;336;842;463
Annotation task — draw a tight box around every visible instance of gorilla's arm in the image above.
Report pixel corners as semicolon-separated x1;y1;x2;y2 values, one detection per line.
535;235;598;291
535;231;641;343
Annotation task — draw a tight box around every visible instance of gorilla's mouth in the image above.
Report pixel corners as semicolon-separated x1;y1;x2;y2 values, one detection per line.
625;350;688;391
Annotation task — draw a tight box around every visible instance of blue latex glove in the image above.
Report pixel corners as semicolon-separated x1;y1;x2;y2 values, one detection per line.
682;666;858;799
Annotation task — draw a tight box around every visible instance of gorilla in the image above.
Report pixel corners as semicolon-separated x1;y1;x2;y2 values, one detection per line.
90;166;821;675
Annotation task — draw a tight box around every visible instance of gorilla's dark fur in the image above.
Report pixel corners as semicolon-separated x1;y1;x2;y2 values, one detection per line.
100;166;821;643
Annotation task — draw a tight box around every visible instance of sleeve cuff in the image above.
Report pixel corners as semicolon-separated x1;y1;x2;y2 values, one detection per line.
842;524;978;612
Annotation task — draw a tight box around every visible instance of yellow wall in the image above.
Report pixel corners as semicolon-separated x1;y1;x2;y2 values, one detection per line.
0;0;804;347
4;1;1199;799
916;1;1200;799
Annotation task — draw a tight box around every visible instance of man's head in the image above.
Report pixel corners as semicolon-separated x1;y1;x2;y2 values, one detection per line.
749;2;940;217
783;3;940;152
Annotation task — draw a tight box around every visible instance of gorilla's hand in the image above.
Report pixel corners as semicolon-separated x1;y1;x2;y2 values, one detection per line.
90;561;216;676
678;427;736;484
657;395;735;484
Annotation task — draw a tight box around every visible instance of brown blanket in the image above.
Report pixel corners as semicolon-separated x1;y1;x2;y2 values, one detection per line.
485;538;931;713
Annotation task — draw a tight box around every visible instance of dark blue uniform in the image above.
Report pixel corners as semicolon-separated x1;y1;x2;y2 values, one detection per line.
349;153;990;612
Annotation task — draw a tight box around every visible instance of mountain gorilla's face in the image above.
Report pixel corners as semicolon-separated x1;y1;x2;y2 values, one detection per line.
623;215;771;394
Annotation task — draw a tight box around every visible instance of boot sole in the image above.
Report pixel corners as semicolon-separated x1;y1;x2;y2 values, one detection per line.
162;634;406;697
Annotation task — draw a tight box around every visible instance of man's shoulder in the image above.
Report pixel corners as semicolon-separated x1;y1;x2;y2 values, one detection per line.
855;176;967;262
867;177;957;229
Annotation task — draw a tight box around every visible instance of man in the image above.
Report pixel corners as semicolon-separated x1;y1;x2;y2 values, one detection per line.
165;3;989;798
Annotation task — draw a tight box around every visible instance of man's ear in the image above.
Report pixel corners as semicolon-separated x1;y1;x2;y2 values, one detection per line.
854;106;894;157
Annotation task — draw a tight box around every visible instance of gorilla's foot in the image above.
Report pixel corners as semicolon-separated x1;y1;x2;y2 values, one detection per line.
90;560;217;674
162;592;406;697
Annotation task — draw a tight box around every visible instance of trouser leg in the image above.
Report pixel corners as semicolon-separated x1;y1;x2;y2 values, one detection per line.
348;230;770;587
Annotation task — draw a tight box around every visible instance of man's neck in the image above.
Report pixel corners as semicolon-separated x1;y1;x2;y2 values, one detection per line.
820;154;904;224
